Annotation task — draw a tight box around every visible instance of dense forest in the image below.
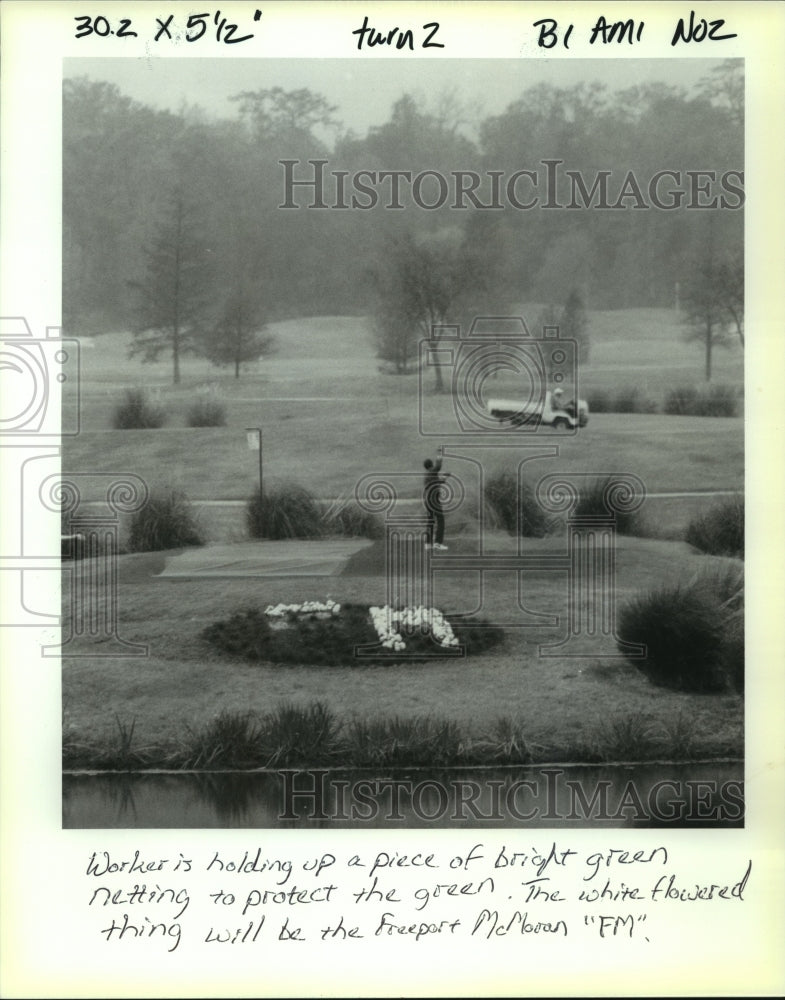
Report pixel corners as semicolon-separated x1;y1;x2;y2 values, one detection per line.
63;62;743;346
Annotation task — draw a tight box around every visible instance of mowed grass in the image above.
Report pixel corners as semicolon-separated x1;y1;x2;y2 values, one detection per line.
61;537;744;763
60;308;744;767
580;307;743;397
64;309;743;506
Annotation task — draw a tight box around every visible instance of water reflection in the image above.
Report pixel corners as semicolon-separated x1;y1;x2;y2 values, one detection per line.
63;762;743;829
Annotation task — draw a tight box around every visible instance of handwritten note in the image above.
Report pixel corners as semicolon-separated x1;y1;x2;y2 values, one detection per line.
82;843;752;954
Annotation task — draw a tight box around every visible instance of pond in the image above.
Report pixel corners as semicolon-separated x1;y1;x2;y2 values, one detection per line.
63;761;743;828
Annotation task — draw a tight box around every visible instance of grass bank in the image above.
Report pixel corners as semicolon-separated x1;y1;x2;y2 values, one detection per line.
62;537;744;771
63;702;742;772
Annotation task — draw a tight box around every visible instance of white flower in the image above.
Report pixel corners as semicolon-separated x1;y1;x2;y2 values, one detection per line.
265;597;344;621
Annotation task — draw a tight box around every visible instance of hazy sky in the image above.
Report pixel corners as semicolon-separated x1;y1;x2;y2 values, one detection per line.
65;57;725;135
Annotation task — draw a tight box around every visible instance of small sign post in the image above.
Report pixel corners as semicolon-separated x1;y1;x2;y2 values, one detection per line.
245;427;263;498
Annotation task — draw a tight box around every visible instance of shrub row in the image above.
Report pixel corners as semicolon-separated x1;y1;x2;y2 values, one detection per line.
118;484;742;552
246;487;385;540
114;486;386;553
64;703;739;772
586;386;658;414
112;388;226;429
114;383;740;430
585;383;740;417
483;472;641;536
663;383;740;417
242;480;739;551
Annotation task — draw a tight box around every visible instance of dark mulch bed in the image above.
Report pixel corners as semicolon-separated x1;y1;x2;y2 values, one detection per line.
202;602;505;665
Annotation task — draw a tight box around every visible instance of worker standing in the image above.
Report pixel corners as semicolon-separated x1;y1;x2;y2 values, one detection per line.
423;453;450;550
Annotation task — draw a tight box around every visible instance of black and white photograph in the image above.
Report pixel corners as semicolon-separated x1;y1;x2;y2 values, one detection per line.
58;51;746;830
1;2;783;997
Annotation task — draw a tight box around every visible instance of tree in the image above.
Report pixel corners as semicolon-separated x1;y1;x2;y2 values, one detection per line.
680;257;733;381
371;229;484;390
538;290;590;369
231;87;340;149
716;250;744;348
205;282;274;378
697;60;743;127
63;77;180;332
129;193;213;384
359;92;478;174
370;283;421;375
560;289;591;364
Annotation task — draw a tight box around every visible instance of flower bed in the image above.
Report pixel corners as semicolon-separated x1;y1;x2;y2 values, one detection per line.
202;600;504;666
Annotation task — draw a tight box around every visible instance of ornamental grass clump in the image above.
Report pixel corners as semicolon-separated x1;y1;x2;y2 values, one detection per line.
182;710;266;769
112;388;166;429
616;578;740;694
246;484;323;539
484;469;550;537
685;496;744;558
127;488;204;552
320;495;384;539
575;477;641;536
664;384;739;417
180;704;341;769
663;385;701;415
585;388;612;413
612;385;658;414
346;716;463;768
186;393;226;427
261;702;340;767
699;383;739;417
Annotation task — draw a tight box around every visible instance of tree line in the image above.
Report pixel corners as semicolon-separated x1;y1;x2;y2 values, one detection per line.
63;63;743;383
